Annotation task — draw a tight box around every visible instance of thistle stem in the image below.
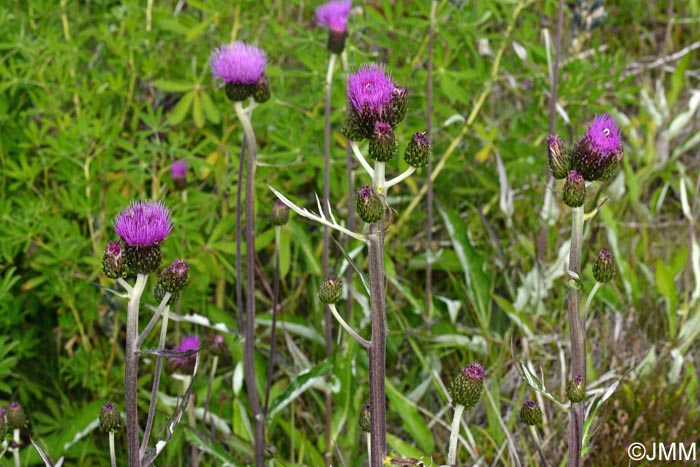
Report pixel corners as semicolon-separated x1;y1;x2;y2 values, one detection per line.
140;296;172;458
368;153;387;467
567;206;585;467
366;432;371;466
234;100;265;467
583;282;602;320
351;142;375;178
447;404;465;466
426;0;437;319
264;226;282;415
109;431;117;467
384;166;416;190
328;303;370;349
125;273;147;467
322;52;337;463
12;428;20;467
529;425;550;467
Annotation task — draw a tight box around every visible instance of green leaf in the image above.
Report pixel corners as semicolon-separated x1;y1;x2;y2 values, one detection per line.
183;427;245;466
168;91;194;125
385;379;435;454
201;91;221;124
386;433;425;460
192;94;205;128
152;79;195;92
267;360;333;418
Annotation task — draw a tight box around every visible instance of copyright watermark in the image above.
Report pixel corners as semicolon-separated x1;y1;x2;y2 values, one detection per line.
628;442;697;462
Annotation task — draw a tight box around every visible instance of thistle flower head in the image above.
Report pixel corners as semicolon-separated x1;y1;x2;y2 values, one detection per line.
210;42;267;86
404;130;431;168
171;160;187;180
368;121;397;162
99;402;122;433
356;186;385;224
205;334;228;357
114;201;173;247
155;258;190;302
571;114;623;181
448;363;484;409
316;0;352;32
519;400;542;426
6;402;26;430
347;64;395;117
170;335;200;374
102;241;126;279
547;134;569;179
593;249;616;283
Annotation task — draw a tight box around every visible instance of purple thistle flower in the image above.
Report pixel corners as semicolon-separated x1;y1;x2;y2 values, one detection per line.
316;0;352;32
210;42;267;86
171;160;187;180
174;335;200;363
586;114;621;155
346;64;395;116
113;200;173;247
463;363;484;380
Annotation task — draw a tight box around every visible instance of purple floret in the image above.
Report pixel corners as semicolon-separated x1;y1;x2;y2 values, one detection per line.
113;200;173;247
586;114;621;155
463;363;484;380
316;0;352;32
346;64;395;115
174;335;200;363
171;160;187;180
210;42;267;86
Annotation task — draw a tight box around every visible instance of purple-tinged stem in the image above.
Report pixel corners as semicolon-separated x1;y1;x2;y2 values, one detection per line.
125;273;147;467
322;52;337;463
426;0;437;319
264;226;282;415
235;101;265;467
368;221;386;467
567;206;585;467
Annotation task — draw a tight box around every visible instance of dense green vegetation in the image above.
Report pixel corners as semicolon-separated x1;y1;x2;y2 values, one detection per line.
1;0;699;465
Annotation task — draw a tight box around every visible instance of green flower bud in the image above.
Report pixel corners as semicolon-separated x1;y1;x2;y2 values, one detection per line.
547;134;569;179
389;85;408;127
404;131;430;168
519;400;542;426
6;402;26;430
358;403;371;433
99;402;122;433
592;249;615;284
356;186;385;224
102;241;126;279
368;122;398;162
566;375;586;403
205;334;228;358
253;74;271;104
270;200;290;226
319;274;342;304
562;170;586;208
448;363;484;409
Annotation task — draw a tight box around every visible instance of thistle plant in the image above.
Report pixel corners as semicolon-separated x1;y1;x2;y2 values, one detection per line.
316;2;352;450
519;400;548;467
6;402;26;467
272;62;428;467
546;114;623;467
446;363;484;466
101;199;194;467
210;40;270;466
99;402;122;467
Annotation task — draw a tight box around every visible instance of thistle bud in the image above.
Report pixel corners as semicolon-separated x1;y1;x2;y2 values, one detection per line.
592;249;615;283
447;363;484;409
102;241;126;279
114;201;173;274
389;85;408;126
0;407;7;439
171;160;188;191
562;170;586;208
404;131;430;168
253;74;271;104
547;134;569;179
316;1;351;54
566;375;586;403
358;403;371;433
158;259;189;293
327;29;349;54
205;334;228;358
99;402;122;433
319;274;342;304
6;402;26;430
368;122;397;162
519;400;542;426
270;200;290;226
356;186;385;224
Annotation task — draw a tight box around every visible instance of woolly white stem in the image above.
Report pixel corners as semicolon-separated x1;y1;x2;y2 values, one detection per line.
447;404;465;466
351;141;375;178
328;303;369;349
583;281;602;319
109;431;117;467
384;166;416;190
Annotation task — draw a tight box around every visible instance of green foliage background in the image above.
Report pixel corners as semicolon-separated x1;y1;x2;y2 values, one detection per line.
1;0;700;465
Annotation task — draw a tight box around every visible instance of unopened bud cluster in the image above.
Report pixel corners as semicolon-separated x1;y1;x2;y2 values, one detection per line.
99;402;122;433
519;400;542;426
319;274;342;304
448;363;484;410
